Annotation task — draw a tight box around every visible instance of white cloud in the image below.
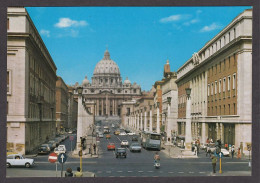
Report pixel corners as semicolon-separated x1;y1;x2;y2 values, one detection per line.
200;23;222;32
40;29;50;37
160;15;182;23
55;18;88;28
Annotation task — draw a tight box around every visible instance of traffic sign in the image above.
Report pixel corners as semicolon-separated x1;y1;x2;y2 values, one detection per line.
58;153;67;164
70;136;74;141
48;152;58;163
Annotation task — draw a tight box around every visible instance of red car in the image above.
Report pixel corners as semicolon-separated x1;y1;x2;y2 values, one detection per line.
107;143;115;151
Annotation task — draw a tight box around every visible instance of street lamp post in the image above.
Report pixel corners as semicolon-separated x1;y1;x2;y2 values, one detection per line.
184;88;193;154
166;97;172;145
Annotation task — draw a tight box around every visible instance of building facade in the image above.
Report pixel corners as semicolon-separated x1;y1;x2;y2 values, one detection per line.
56;77;68;133
67;86;78;130
7;7;57;154
176;9;252;154
76;50;142;120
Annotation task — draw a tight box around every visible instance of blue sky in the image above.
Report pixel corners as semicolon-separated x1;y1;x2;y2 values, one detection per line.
26;6;251;91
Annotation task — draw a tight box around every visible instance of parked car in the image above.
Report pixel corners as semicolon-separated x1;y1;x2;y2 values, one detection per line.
127;132;136;135
132;136;138;141
221;148;230;156
130;143;142;152
6;154;35;168
125;129;131;133
38;146;49;155
106;134;111;139
58;145;67;153
98;132;104;138
119;132;127;136
41;144;51;153
107;143;116;150
115;148;127;158
114;130;120;135
121;140;129;147
54;147;66;155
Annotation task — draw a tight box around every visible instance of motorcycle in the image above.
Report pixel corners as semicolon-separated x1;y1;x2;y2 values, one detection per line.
154;160;160;169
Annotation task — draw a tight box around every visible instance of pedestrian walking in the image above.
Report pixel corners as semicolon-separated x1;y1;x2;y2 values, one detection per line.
194;145;198;155
206;145;211;157
211;155;217;173
231;145;235;159
237;147;241;159
93;143;96;154
65;168;73;177
74;167;83;177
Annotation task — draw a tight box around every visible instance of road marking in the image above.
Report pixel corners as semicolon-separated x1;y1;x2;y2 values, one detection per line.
117;171;123;172
168;172;174;174
152;176;159;177
178;172;184;173
199;172;206;174
226;162;248;164
147;171;153;172
119;176;125;177
189;172;194;174
116;136;122;142
109;176;115;177
138;171;143;173
106;171;111;173
128;171;133;173
35;161;97;164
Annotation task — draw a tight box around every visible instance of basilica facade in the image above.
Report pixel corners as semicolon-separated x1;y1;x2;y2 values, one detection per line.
76;50;142;118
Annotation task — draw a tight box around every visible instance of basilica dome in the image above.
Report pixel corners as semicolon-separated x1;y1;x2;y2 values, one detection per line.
93;50;120;76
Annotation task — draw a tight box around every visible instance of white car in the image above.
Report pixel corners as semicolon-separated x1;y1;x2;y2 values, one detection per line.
119;132;127;136
6;154;35;168
221;148;230;156
54;147;66;155
127;132;135;135
121;140;129;147
98;132;104;138
58;145;66;153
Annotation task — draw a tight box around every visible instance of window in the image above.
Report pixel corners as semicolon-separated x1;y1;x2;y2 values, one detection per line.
215;43;217;52
219;40;221;49
228;104;230;115
228;76;231;91
212;66;213;76
134;89;136;93
212;46;213;54
207;84;210;96
215;106;217;115
219;62;221;73
219;79;222;93
233;54;236;66
233;74;236;89
224;105;226;115
219;105;221;115
224;36;226;45
223;77;226;92
7;71;11;94
228;32;230;42
211;83;213;95
234;28;236;39
7;101;8;115
215;81;217;94
224;59;226;71
7;18;9;30
233;103;236;114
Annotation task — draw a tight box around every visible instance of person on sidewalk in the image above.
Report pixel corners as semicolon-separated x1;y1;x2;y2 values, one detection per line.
206;145;211;157
65;168;73;177
231;145;235;159
194;145;198;155
237;147;241;159
211;155;217;173
93;144;96;154
74;167;83;177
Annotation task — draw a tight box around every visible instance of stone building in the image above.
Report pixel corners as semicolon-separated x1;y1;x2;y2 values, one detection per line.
67;86;78;130
7;7;57;154
176;9;252;154
56;77;68;133
76;50;142;121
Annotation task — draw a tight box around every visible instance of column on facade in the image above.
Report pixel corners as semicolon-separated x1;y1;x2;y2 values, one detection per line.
216;123;219;140
149;109;152;132
220;123;224;144
112;100;115;116
97;99;99;116
144;110;147;131
201;122;206;144
137;113;140;131
101;99;104;116
166;101;172;144
115;100;117;116
140;111;143;131
195;122;198;139
156;106;160;134
134;113;137;129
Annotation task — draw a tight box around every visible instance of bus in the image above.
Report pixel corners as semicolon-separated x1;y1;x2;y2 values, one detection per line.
141;131;161;150
103;126;110;134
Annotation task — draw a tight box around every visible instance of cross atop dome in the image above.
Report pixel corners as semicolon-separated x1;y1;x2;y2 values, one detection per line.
103;49;111;60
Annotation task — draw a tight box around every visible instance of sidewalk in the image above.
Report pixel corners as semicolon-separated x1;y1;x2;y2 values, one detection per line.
208;171;251;176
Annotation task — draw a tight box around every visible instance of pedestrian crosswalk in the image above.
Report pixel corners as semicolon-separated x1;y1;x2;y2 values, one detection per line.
94;170;211;174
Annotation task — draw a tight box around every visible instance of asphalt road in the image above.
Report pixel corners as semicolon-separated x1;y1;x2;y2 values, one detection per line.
6;122;252;177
